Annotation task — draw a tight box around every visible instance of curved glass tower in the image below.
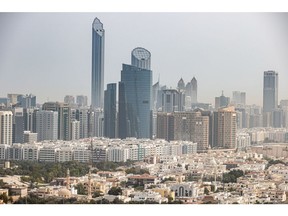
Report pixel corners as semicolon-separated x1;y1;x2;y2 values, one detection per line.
131;47;151;70
91;18;105;109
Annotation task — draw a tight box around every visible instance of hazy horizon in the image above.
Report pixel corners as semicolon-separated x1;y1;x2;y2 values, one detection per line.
0;12;287;106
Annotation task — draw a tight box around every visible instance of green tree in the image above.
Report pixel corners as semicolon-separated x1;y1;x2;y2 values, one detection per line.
125;167;150;175
92;190;103;198
204;187;209;195
0;193;9;204
75;183;86;195
222;170;244;183
108;187;122;195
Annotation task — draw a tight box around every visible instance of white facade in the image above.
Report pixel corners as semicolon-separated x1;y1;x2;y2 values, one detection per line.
56;147;73;162
170;182;200;198
8;143;23;160
73;147;90;162
0;144;9;160
0;111;13;145
70;120;80;140
107;147;129;162
22;144;40;161
39;146;57;162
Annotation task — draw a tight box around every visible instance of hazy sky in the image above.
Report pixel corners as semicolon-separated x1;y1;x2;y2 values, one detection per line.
0;12;287;106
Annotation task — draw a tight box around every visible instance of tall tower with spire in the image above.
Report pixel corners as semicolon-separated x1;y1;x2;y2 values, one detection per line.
91;17;105;109
191;77;197;104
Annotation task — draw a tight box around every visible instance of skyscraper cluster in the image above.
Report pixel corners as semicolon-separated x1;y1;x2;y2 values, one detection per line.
0;17;287;154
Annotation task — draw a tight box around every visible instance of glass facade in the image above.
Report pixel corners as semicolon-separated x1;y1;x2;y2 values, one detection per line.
263;70;278;113
104;83;117;138
119;64;152;139
91;18;105;109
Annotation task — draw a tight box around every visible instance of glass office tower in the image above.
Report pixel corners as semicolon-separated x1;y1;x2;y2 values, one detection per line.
119;64;152;139
91;18;105;109
263;70;278;113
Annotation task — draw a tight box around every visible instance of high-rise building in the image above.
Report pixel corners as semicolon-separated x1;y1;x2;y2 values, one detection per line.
118;47;152;139
263;70;278;113
88;108;104;137
161;89;185;112
75;108;89;139
23;108;38;133
104;83;117;138
119;64;152;139
191;77;197;104
215;91;230;109
0;111;13;145
17;94;36;108
91;18;105;109
156;111;209;152
64;95;75;105
0;98;10;108
42;102;71;141
76;95;88;107
214;106;237;149
118;52;152;139
70;120;80;140
156;112;175;141
36;110;58;141
12;107;24;143
7;94;21;106
177;78;185;91
232;91;246;106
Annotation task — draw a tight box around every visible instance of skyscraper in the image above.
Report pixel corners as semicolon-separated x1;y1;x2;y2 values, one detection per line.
191;77;197;104
213;106;237;149
263;70;278;113
215;91;230;109
104;83;117;138
119;63;152;139
118;47;152;139
161;89;185;112
91;17;105;109
36;110;58;141
42;102;71;141
12;107;24;143
0;111;13;145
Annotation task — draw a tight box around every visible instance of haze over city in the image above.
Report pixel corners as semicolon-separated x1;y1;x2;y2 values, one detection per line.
1;12;287;106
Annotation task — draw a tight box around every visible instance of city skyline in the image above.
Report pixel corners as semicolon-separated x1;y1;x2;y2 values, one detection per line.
0;13;288;106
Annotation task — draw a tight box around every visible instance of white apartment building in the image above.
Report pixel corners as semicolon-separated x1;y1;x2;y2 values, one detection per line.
56;147;73;162
107;147;129;162
22;144;40;161
70;120;80;140
0;111;13;145
39;146;58;162
7;143;23;160
0;144;9;160
73;147;90;162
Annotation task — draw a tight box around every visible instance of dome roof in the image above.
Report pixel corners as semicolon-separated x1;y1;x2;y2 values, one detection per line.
58;188;71;196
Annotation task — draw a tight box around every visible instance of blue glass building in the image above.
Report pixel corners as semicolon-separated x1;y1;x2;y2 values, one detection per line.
119;63;152;139
104;83;117;138
91;18;105;109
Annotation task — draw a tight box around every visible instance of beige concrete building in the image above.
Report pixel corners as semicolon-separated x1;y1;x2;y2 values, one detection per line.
215;106;237;149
